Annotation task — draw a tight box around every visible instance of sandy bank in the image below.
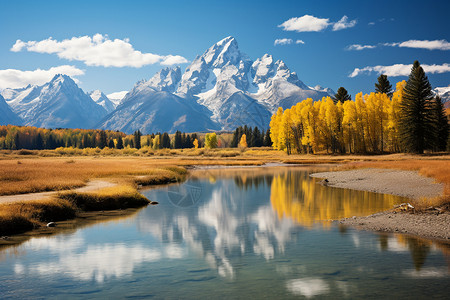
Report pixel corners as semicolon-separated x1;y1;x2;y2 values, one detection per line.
311;168;449;241
311;168;444;199
0;179;116;204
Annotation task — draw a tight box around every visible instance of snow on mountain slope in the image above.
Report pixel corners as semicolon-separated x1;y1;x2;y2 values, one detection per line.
107;91;128;106
434;86;450;108
97;80;220;134
0;94;22;125
172;36;334;129
5;75;107;129
89;90;116;113
1;36;336;133
147;67;181;92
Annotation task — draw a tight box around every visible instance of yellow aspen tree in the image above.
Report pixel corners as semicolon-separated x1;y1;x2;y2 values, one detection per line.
355;92;367;153
239;134;248;148
270;107;284;150
280;108;294;154
388;81;406;152
342;100;357;153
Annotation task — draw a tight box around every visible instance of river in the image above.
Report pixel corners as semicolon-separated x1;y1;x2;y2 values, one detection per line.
0;166;448;299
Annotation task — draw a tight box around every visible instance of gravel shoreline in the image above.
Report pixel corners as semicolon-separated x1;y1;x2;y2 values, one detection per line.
310;168;450;241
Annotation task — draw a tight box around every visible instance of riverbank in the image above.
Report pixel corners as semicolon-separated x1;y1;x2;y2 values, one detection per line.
311;168;450;241
0;167;186;237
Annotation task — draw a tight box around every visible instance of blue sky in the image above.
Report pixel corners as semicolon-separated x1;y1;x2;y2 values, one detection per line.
0;0;449;98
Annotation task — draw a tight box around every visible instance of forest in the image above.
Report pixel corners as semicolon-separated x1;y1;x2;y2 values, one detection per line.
269;61;449;154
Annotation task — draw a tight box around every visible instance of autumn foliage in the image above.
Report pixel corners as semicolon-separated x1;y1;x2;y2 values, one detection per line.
269;81;413;154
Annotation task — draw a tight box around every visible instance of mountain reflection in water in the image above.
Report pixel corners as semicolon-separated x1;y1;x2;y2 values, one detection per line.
0;166;448;299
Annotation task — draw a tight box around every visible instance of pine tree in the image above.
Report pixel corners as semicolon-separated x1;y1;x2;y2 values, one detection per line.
434;96;449;151
133;130;142;149
108;139;115;148
116;136;124;149
35;133;44;150
375;74;393;97
264;129;271;146
174;131;182;149
334;87;351;103
399;60;436;153
161;133;170;148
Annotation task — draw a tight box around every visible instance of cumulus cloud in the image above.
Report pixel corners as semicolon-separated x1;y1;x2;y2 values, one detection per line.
279;15;356;33
278;15;331;32
274;38;293;46
349;63;450;77
0;65;84;89
332;16;357;31
346;44;376;51
10;34;188;68
296;40;305;44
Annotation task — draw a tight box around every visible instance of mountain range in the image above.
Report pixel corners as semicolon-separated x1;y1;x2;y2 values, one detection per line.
1;36;448;133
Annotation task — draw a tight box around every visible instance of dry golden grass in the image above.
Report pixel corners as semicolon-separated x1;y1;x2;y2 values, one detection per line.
0;198;76;235
58;185;150;211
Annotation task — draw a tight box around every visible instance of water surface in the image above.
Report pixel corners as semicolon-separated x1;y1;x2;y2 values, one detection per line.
0;166;448;299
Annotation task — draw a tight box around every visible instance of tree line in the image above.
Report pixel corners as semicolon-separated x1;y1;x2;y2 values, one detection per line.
230;126;271;148
269;61;449;154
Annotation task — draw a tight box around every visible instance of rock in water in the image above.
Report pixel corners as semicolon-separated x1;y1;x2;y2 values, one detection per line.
46;222;57;227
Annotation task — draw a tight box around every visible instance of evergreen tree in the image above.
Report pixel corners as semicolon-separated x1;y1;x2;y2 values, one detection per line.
399;60;436;153
161;132;171;148
101;131;108;148
116;136;124;149
174;131;182;149
108;139;115;148
14;133;20;150
35;133;44;150
434;96;449;151
133;130;142;149
375;74;393;97
334;87;351;103
264;129;271;146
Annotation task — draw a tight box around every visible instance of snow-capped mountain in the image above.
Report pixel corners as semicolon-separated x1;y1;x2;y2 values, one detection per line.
97;81;220;134
147;66;181;92
173;36;333;130
2;74;107;129
89;90;116;113
107;91;128;107
0;94;22;126
1;37;335;133
434;86;450;108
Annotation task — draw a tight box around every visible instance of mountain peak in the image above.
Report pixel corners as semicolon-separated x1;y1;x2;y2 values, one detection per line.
49;74;77;88
147;66;182;93
203;36;243;68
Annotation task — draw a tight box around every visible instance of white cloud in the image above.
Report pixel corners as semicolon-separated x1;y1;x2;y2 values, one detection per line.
347;39;450;51
332;15;357;31
274;38;293;46
368;22;375;26
160;55;188;66
296;40;305;44
279;15;330;32
279;15;356;33
346;44;376;51
11;34;188;68
395;39;450;50
0;65;84;89
349;63;450;77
